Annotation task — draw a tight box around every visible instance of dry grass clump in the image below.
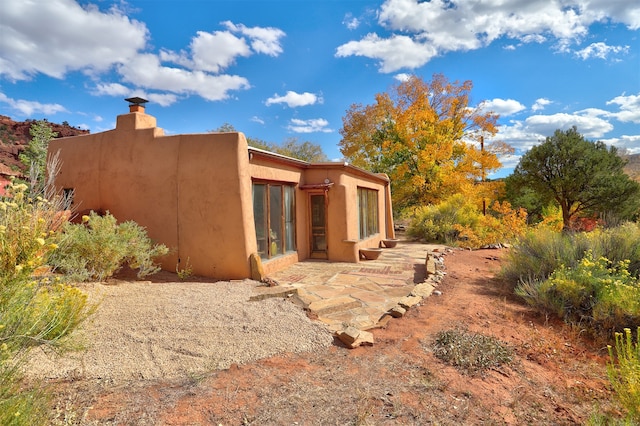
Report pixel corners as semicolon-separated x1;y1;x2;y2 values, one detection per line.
432;328;514;376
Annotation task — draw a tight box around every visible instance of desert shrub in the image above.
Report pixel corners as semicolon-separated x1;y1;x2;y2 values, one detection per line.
49;211;169;281
407;194;480;244
607;328;640;423
432;329;513;376
503;224;640;290
454;200;528;248
501;228;591;287
516;252;640;333
407;194;527;248
587;224;640;277
0;181;90;425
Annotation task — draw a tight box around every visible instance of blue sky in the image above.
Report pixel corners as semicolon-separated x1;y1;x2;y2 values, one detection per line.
1;0;639;177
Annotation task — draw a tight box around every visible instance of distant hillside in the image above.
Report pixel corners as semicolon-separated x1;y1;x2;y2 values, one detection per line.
0;115;89;177
624;153;640;183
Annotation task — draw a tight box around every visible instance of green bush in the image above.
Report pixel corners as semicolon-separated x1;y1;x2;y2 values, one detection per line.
49;211;169;282
501;224;640;289
407;194;480;243
0;181;91;425
516;252;640;332
588;224;640;277
607;328;640;423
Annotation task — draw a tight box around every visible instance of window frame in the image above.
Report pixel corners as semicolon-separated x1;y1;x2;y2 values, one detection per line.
357;187;379;240
252;181;297;259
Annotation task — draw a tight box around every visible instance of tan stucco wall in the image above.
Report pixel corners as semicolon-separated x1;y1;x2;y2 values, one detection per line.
50;112;255;279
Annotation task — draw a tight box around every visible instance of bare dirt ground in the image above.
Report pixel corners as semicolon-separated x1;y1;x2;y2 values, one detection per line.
47;248;620;425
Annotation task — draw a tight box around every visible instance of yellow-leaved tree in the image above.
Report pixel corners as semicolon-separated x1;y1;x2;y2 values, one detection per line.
340;74;506;210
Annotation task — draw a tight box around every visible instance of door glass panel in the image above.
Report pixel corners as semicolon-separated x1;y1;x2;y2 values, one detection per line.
269;185;283;256
284;186;296;252
310;194;326;252
253;184;267;256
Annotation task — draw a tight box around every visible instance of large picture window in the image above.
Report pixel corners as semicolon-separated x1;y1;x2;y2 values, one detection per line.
253;182;296;259
358;187;379;239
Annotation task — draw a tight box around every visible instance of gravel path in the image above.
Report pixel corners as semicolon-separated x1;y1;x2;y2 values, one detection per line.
25;279;333;384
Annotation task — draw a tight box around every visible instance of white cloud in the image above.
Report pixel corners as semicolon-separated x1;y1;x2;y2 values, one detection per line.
0;0;148;81
489;110;616;158
92;82;131;97
189;30;251;73
601;134;640;154
287;118;332;133
490;121;546;152
0;3;284;105
520;34;547;44
251;116;265;125
336;33;438;73
336;0;640;72
574;42;629;60
146;93;179;107
221;21;285;56
525;112;613;138
266;91;322;108
394;73;412;82
343;13;360;30
480;98;526;116
0;92;67;116
531;98;552;112
606;93;640;123
117;54;250;102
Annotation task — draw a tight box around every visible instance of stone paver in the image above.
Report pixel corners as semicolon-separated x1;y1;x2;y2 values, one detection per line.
254;240;447;334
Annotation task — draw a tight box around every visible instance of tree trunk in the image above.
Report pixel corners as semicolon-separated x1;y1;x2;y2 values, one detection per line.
561;201;572;231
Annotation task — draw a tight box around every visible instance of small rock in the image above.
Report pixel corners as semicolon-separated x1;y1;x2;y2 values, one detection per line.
398;295;422;309
425;254;437;275
412;282;435;298
433;290;442;296
351;330;374;348
376;314;394;328
389;306;406;318
337;326;360;345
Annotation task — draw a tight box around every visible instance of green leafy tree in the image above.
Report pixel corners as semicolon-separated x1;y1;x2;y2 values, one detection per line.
506;127;640;230
19;120;58;191
211;123;328;162
278;137;328;162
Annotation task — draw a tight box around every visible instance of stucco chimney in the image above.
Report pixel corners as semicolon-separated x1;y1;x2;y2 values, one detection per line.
117;97;157;130
125;96;148;113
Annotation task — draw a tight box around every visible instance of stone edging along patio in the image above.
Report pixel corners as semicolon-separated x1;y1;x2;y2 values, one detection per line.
251;242;451;349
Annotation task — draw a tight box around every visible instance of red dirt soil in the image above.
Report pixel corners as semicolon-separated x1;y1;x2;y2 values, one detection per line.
53;248;621;425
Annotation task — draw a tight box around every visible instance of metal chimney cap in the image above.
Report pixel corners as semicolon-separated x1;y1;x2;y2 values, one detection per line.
125;97;148;105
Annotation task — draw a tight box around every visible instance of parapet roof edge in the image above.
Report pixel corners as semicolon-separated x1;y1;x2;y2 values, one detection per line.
248;147;389;183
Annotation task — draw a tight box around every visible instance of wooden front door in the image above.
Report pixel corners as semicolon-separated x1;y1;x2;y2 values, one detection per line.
309;193;327;259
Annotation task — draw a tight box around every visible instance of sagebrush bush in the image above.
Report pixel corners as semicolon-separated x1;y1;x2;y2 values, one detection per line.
607;328;640;423
49;211;169;281
0;180;91;425
588;224;640;277
502;228;590;286
503;224;640;289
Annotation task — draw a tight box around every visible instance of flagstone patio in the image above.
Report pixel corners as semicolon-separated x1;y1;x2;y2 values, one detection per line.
253;240;448;333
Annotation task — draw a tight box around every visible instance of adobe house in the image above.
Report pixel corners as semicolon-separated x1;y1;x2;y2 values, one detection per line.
48;99;395;280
